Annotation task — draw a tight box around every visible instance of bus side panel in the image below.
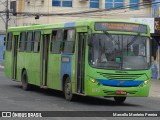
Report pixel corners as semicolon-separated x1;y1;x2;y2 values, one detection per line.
32;53;41;86
16;52;25;82
4;52;12;79
47;54;61;90
71;52;76;93
16;52;40;85
84;41;89;95
61;55;73;90
25;53;36;85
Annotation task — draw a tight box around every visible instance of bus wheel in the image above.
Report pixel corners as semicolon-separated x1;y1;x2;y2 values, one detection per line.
21;70;30;91
64;77;74;101
114;97;126;103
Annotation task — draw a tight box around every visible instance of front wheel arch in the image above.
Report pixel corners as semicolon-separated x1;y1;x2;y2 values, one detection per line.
21;70;30;91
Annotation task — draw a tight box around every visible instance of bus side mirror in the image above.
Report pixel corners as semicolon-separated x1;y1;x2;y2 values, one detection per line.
88;35;92;47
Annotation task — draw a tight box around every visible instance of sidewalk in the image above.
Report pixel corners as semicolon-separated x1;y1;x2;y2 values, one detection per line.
150;79;160;98
0;62;4;69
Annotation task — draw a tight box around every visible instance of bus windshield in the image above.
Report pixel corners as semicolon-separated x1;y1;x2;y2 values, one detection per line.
89;34;150;70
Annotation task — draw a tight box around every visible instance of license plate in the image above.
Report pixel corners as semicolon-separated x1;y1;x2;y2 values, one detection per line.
116;90;127;95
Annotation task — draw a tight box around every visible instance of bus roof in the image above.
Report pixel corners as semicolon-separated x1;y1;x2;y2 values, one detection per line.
8;19;149;32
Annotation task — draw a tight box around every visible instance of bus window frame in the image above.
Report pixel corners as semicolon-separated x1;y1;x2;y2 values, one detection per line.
50;29;64;54
19;31;26;52
33;30;41;53
62;28;76;54
6;32;13;51
26;31;34;52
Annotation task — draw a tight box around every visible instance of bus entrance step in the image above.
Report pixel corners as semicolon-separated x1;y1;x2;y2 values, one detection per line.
40;86;48;89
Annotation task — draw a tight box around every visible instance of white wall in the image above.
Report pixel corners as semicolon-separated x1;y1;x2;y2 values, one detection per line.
0;0;6;33
16;0;152;26
0;0;18;32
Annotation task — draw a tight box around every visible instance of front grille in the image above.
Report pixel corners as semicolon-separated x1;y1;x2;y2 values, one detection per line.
97;72;144;80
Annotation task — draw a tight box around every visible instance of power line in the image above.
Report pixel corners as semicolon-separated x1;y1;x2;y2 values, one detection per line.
6;0;9;31
0;0;157;28
0;1;155;17
0;0;6;7
20;1;154;17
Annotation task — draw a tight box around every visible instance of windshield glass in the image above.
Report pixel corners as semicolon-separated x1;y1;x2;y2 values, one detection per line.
89;34;150;70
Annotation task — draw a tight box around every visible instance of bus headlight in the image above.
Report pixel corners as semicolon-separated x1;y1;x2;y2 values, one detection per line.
91;79;96;83
144;80;148;85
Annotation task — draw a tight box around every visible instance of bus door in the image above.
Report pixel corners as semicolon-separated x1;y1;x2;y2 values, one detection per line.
77;33;87;93
12;35;19;80
40;34;50;88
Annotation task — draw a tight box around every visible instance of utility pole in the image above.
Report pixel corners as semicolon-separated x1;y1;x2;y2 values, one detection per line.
6;0;9;32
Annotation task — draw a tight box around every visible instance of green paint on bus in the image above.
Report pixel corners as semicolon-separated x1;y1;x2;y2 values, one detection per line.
4;20;151;103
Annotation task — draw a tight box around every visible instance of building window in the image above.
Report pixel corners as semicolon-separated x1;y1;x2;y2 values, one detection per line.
90;0;99;8
130;0;139;10
52;0;72;7
10;1;17;16
105;0;124;9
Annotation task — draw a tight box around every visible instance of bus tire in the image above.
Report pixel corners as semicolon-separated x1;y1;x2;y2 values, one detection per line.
64;77;74;101
114;97;126;103
21;70;30;91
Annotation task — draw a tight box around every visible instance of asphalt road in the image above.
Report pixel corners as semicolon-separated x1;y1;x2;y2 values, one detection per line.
0;69;160;120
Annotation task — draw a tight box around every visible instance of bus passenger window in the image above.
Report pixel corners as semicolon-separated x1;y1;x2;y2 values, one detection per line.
50;30;63;54
63;29;75;54
19;32;26;52
26;31;33;52
33;31;41;52
6;32;13;51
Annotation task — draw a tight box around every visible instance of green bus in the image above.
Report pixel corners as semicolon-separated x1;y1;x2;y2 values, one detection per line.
5;20;151;103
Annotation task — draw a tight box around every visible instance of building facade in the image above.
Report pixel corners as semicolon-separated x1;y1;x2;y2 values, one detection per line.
151;0;160;79
0;0;17;63
0;0;6;63
0;0;6;33
14;0;152;26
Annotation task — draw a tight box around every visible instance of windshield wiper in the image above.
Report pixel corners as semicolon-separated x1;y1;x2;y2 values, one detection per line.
103;31;119;45
127;33;140;46
103;31;112;40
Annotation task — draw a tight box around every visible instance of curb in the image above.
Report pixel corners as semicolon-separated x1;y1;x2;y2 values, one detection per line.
0;65;4;69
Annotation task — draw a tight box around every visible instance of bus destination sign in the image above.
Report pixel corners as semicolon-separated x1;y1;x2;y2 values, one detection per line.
95;22;147;33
